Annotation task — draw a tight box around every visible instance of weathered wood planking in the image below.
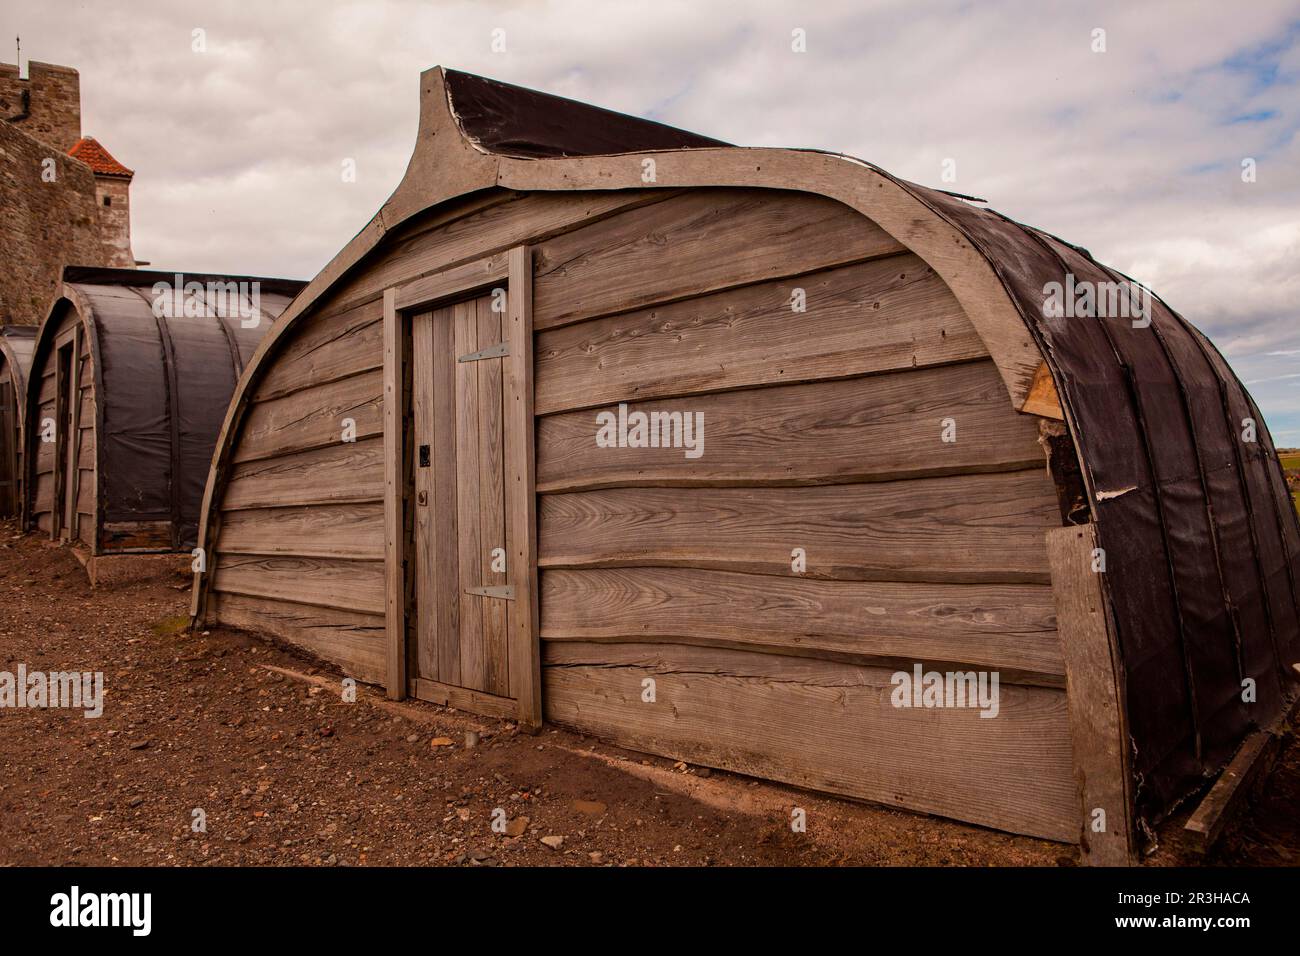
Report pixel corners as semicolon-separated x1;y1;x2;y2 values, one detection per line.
1046;524;1136;864
235;369;382;464
77;428;94;469
412;309;440;683
253;300;384;402
382;286;406;699
213;553;385;615
101;519;172;551
453;298;487;691
532;189;907;331
542;641;1076;841
218;503;384;560
535;254;983;415
33;472;53;516
35;427;55;475
505;244;542;727
220;437;384;511
539;470;1059;584
537;360;1043;492
541;567;1062;677
431;310;462;685
325;190;678;315
211;592;385;685
476;298;509;698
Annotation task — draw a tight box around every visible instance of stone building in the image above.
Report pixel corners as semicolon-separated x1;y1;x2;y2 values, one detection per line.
0;60;136;326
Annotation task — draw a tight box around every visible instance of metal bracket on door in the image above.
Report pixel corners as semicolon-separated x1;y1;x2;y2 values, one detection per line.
464;585;516;600
457;342;510;363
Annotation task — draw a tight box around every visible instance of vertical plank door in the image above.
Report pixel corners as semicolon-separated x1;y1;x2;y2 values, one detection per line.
411;292;515;715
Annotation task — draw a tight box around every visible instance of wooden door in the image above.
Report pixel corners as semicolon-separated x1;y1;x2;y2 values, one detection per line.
395;250;540;725
413;291;511;698
53;335;80;541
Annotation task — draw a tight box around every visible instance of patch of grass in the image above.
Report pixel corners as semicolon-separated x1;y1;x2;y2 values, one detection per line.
151;614;191;637
1280;452;1300;471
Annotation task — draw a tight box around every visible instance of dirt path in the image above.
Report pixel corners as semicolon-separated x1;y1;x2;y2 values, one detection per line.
0;520;1292;866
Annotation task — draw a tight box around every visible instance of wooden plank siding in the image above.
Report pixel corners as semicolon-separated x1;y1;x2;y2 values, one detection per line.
539;470;1059;585
543;642;1076;841
203;185;1073;840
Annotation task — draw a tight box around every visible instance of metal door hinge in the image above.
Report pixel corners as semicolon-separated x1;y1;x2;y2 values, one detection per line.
464;585;515;600
457;342;509;363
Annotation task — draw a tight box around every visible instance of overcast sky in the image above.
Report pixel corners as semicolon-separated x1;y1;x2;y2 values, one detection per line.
10;1;1300;441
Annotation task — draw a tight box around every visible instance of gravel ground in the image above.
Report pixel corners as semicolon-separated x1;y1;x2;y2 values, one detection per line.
0;519;1293;867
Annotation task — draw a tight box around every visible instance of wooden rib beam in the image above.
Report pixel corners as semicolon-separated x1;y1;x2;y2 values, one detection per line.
1046;524;1137;865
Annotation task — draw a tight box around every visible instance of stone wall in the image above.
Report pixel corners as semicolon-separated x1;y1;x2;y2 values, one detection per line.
0;119;103;326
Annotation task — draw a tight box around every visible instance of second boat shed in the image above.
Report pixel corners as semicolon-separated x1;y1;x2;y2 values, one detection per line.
25;267;302;554
0;325;37;517
189;68;1300;856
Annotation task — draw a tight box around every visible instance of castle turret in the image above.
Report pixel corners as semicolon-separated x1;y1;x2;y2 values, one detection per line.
67;136;135;268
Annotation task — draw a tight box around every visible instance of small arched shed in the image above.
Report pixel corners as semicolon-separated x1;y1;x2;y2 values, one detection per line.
0;325;37;517
190;69;1300;855
25;267;303;553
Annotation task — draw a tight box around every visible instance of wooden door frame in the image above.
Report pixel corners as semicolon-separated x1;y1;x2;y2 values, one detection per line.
382;246;542;729
0;370;14;516
52;326;81;542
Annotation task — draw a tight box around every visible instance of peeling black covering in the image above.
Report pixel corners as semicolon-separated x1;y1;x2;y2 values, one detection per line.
883;176;1300;826
34;267;303;551
444;69;730;158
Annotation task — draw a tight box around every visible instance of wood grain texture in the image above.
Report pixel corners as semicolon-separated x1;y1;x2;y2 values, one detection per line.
432;311;461;685
235;369;382;464
253;300;384;402
220;437;384;511
410;677;520;720
476;298;509;698
543;641;1076;841
535;254;983;415
537;360;1043;492
326;190;675;314
541;567;1063;677
453;298;486;691
212;592;385;685
411;309;440;682
505;244;542;727
1184;729;1282;852
1021;360;1064;420
1046;524;1136;864
532;188;907;331
539;469;1059;584
382;286;406;699
218;503;384;560
213;553;385;615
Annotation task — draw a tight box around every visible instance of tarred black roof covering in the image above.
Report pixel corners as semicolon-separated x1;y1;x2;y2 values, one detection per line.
438;69;1300;827
874;175;1300;825
444;69;730;158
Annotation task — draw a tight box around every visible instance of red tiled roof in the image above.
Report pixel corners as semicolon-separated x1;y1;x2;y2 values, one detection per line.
68;136;133;178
